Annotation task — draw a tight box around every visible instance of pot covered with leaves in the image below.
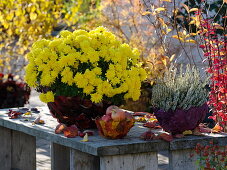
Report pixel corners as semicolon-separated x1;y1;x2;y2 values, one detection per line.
150;64;209;134
25;26;146;129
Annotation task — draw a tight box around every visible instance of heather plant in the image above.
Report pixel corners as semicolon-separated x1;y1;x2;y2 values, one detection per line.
151;64;209;111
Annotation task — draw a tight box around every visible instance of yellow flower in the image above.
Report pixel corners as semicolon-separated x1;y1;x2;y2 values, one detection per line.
61;67;74;86
106;70;115;80
139;68;147;81
40;72;54;86
93;67;102;75
90;92;102;103
60;30;72;38
83;84;94;94
74;73;88;88
46;91;55;102
39;91;55;103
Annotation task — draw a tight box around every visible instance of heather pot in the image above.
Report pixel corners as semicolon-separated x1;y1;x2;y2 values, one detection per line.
47;96;112;129
154;103;208;134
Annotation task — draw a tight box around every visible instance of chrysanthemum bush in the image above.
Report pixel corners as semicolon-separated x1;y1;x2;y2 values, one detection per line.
25;27;147;105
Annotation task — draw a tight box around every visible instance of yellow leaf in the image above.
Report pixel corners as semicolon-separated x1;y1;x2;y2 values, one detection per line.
183;130;192;135
176;15;184;19
189;33;197;36
81;133;89;142
142;11;152;16
30;12;37;20
189;20;195;25
172;35;185;42
189;8;198;12
172;35;180;39
166;28;172;33
170;54;175;61
185;39;197;43
158;18;166;27
181;3;190;13
155;7;166;12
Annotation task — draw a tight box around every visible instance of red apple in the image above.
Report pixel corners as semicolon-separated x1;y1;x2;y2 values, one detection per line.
111;109;126;121
101;114;112;122
106;105;119;115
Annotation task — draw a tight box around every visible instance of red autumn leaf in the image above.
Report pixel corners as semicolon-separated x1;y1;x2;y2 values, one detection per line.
78;131;85;137
55;123;66;134
174;134;185;138
143;122;156;128
140;131;155;140
8;110;23;119
158;133;173;142
63;125;78;138
199;126;212;133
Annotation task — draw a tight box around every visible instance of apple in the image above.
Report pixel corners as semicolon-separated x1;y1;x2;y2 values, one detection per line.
111;109;126;121
106;105;119;115
101;114;112;122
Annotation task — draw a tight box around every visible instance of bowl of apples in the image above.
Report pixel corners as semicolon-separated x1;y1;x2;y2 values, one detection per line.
95;106;135;139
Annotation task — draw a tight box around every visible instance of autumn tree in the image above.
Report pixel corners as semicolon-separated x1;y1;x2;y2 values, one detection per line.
0;0;100;74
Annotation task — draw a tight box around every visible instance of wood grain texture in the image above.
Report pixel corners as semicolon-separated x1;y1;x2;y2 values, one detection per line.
169;149;197;170
100;152;158;170
11;130;36;170
51;142;70;170
0;126;12;170
70;149;100;170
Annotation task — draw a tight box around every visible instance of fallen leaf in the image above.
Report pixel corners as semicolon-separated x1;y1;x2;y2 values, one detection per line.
212;124;223;133
158;133;173;142
140;131;155;140
24;112;31;115
144;122;156;128
63;125;78;138
39;120;45;124
193;127;203;135
183;130;193;135
34;116;41;124
81;133;89;142
79;131;85;137
174;134;184;138
55;123;66;134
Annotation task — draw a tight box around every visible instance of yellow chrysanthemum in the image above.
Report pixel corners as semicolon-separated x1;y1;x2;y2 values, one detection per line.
90;92;102;103
39;91;55;103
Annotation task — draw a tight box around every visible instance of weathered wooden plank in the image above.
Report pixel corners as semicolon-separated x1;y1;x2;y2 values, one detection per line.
169;149;197;170
11;130;36;170
70;149;100;170
0;126;12;170
51;142;70;170
100;152;158;170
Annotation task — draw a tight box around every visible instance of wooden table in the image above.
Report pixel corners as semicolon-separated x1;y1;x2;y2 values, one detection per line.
0;107;226;170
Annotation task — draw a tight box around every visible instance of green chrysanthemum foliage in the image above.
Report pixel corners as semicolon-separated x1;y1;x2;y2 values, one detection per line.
151;64;209;111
